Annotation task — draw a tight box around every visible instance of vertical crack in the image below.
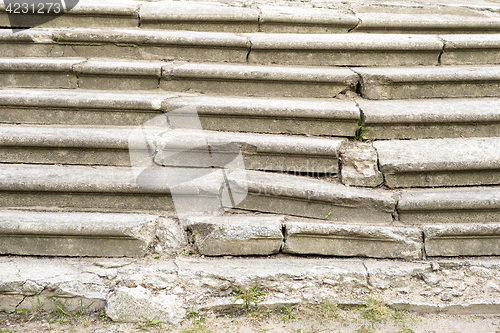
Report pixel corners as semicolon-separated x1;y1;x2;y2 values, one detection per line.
437;37;447;66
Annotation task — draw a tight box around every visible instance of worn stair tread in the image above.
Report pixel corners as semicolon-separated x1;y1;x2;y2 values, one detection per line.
0;209;181;257
355;65;500;99
374;137;500;187
358;98;500;139
398;186;500;224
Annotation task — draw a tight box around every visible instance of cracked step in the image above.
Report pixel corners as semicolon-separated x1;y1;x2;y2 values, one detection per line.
398;186;500;224
0;124;346;175
0;210;185;257
374;137;500;187
0;88;360;135
164;95;360;136
356;66;500;99
0;58;359;97
0;88;173;126
358;98;500;139
162;62;359;98
4;28;500;66
226;170;396;223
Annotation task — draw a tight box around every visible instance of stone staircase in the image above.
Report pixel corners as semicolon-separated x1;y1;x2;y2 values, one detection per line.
1;0;500;323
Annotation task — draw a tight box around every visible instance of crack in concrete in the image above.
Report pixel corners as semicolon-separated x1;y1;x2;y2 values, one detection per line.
437;36;447;66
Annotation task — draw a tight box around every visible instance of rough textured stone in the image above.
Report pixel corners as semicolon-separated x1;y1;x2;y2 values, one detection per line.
162;63;359;98
106;286;185;324
398;187;500;224
374;137;500;187
164;96;359;136
424;224;500;257
0;210;168;257
355;66;500;100
283;222;423;259
228;171;396;223
358;98;500;139
339;141;383;187
139;1;259;32
184;215;284;256
246;33;443;66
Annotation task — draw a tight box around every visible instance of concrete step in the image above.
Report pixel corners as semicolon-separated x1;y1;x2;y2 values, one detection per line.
1;256;500;323
4;0;500;35
0;58;358;97
0;88;172;126
398;186;500;225
375;137;500;188
355;66;500;99
0;210;185;257
4;29;500;66
0;125;346;174
358;98;500;139
0;0;141;29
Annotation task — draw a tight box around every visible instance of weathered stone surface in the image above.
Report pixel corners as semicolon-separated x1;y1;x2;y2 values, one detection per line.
184;215;284;256
246;33;442;66
162;63;359;98
139;1;259;32
424;224;500;257
153;129;345;174
164;96;359;136
106;286;185;324
441;34;500;65
339;141;383;187
0;58;82;89
353;4;500;33
0;256;499;317
0;88;172;126
358;98;500;139
283;222;423;259
398;187;500;224
375;138;500;187
0;0;141;28
0;210;166;257
228;171;396;223
259;6;358;33
0;164;176;211
355;66;500;100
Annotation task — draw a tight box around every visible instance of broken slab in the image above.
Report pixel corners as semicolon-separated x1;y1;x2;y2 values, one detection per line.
153;129;345;174
246;33;443;66
398;187;500;224
258;6;358;33
162;63;359;98
283;222;423;259
0;88;173;126
374;137;500;187
339;141;383;187
139;1;259;32
163;96;359;137
184;215;284;256
424;224;500;257
355;66;500;99
106;286;185;324
358;98;500;139
0;210;181;257
227;170;396;223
